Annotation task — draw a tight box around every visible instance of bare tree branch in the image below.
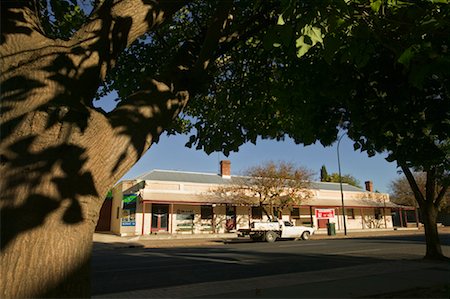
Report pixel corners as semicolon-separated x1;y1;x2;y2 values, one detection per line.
214;161;313;220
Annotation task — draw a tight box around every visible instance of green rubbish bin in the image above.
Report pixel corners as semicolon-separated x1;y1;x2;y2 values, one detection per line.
327;222;336;236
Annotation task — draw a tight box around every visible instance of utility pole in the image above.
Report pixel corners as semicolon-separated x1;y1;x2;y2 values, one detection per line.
337;133;347;235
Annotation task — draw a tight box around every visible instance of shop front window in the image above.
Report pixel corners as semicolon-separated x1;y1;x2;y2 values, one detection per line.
251;206;262;219
201;205;213;219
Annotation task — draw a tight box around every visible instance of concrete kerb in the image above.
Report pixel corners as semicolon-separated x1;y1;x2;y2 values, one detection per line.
93;227;450;250
93;228;428;250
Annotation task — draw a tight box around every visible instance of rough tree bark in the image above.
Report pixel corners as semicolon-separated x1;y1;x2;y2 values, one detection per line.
0;0;259;295
400;165;448;260
0;0;209;297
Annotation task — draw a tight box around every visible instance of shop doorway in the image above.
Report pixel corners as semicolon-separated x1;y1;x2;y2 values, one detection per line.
151;204;169;232
226;205;236;231
318;219;328;229
95;197;112;231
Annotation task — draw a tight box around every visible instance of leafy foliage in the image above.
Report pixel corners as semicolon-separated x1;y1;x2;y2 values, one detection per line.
319;165;361;187
38;0;89;39
3;0;448;268
327;173;361;188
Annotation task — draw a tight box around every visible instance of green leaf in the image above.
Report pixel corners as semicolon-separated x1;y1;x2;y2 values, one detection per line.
296;36;312;57
301;25;323;45
370;0;383;13
295;25;325;58
398;47;414;66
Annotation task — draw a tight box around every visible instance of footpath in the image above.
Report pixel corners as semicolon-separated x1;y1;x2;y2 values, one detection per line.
93;228;450;298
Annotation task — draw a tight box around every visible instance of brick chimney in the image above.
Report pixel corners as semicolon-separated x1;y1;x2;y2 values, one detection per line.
365;181;374;192
220;160;231;178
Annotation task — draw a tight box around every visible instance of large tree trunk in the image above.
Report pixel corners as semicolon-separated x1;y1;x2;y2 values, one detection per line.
1;1;232;296
400;165;447;261
419;201;444;260
0;21;184;299
1;70;188;298
0;105;135;297
1;196;98;297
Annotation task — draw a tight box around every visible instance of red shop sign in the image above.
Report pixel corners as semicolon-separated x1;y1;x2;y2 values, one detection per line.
315;209;335;219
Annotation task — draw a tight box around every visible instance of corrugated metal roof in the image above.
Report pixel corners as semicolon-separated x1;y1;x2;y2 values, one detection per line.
135;170;229;184
310;182;364;192
134;170;367;192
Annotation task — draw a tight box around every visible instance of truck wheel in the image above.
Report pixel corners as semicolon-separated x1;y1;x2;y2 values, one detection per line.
301;231;310;240
265;231;278;243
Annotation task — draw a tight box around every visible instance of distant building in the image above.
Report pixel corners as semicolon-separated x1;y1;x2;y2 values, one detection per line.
96;161;418;236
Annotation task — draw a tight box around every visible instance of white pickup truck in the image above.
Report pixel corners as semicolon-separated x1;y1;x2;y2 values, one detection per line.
238;220;315;243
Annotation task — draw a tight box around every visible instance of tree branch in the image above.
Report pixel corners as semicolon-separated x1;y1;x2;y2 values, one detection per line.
102;1;233;180
216;5;276;56
70;0;190;81
400;164;425;205
426;167;436;204
434;183;449;209
1;1;49;48
193;1;233;73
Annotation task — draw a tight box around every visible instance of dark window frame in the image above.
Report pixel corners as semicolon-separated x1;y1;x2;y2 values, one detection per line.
291;207;300;218
201;205;213;220
251;206;263;219
346;208;355;219
375;208;382;220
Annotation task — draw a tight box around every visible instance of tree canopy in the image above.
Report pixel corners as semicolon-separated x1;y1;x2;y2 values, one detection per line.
2;1;450;297
102;0;449;189
102;0;450;259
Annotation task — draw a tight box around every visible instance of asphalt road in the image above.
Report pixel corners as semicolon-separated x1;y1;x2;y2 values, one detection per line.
91;233;450;295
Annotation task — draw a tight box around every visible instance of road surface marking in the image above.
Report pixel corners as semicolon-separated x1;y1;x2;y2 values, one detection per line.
333;248;381;255
278;242;328;248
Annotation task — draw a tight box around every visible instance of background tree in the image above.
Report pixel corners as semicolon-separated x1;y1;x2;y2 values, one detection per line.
390;173;450;210
319;165;361;187
320;165;329;182
326;173;361;189
216;161;313;220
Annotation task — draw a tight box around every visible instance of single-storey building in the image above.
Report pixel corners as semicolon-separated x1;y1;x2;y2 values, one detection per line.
95;161;418;236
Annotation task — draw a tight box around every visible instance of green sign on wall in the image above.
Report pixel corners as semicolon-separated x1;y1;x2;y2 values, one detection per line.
122;194;137;226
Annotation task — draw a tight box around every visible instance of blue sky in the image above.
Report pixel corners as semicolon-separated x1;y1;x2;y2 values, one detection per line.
122;134;401;194
96;94;401;194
